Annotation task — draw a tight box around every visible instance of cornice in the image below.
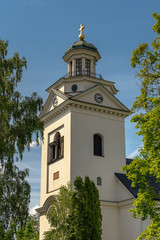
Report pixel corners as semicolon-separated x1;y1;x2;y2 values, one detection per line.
101;198;160;208
37;194;160;215
40;98;130;123
63;47;101;62
69;100;129;116
37;196;135;215
46;76;118;94
101;198;135;208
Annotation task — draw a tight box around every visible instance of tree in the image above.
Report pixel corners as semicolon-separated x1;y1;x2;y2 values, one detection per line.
0;39;43;234
0;161;30;231
0;220;16;240
0;40;43;164
16;214;39;240
69;176;102;240
122;13;160;239
43;184;73;240
44;177;102;240
0;214;39;240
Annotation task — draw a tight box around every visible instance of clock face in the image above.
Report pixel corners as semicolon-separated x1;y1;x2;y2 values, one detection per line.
53;97;58;107
94;93;103;103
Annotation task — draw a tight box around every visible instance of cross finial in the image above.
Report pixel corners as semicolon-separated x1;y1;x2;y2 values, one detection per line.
79;24;85;40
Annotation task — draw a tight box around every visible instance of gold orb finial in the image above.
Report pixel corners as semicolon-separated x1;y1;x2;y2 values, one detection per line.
79;24;85;40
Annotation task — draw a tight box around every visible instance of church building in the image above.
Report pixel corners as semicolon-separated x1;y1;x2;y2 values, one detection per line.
37;25;150;240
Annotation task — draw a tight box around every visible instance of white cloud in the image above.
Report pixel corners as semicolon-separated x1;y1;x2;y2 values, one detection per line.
30;198;40;209
127;146;142;159
29;205;40;215
30;138;42;148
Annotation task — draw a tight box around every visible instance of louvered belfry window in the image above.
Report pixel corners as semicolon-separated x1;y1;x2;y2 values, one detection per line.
49;132;64;162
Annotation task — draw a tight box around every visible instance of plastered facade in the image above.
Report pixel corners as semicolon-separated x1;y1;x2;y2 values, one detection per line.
37;36;150;240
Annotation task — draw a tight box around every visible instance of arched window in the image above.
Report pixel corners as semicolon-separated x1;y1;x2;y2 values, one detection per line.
97;177;102;186
93;134;103;156
49;132;64;162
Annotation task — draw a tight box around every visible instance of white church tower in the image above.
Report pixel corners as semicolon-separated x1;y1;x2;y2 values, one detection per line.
37;25;150;240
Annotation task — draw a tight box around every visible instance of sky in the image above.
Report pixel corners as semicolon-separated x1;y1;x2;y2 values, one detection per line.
1;0;160;210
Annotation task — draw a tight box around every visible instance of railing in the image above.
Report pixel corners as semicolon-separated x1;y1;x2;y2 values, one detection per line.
63;71;103;79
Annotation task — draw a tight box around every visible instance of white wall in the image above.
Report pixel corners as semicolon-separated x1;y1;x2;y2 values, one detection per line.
101;202;120;240
70;107;127;201
119;201;150;240
40;110;71;206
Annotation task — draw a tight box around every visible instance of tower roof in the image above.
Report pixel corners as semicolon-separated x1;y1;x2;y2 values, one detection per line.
63;25;101;62
64;40;100;55
63;40;101;62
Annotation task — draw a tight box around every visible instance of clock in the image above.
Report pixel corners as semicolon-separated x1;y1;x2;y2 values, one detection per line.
94;93;103;103
53;97;58;107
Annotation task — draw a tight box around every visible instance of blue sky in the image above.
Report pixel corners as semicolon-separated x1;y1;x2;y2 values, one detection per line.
1;0;160;209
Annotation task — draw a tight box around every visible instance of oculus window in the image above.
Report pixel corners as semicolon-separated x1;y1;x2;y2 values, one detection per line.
71;84;78;92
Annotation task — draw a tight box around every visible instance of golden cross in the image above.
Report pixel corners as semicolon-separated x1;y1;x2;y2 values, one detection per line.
79;24;85;40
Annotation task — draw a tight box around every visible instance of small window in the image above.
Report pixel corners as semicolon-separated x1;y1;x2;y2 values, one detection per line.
93;134;103;156
76;58;82;76
49;132;64;162
97;177;102;186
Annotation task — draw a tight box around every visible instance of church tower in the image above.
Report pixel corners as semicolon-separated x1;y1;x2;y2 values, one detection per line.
37;25;144;240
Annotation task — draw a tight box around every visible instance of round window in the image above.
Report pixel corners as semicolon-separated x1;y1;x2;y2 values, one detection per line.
71;84;78;92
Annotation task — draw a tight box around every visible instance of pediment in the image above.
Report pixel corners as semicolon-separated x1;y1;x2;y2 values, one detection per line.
39;89;69;118
71;84;129;112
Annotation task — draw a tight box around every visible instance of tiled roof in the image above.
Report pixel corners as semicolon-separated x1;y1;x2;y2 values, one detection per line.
126;158;133;165
115;173;160;199
115;173;138;198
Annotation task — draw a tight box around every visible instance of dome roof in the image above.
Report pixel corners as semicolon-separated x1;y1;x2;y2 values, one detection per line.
64;40;100;56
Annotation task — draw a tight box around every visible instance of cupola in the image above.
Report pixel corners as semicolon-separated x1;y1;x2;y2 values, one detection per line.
63;24;101;78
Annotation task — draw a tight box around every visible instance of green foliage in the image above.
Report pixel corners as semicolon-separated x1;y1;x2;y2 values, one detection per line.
0;40;43;164
0;161;30;230
43;184;73;240
122;13;160;239
0;215;39;240
0;220;16;240
0;39;43;235
44;177;102;240
69;176;102;240
16;215;39;240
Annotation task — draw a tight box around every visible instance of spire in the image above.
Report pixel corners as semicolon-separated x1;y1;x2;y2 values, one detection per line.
79;24;85;40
